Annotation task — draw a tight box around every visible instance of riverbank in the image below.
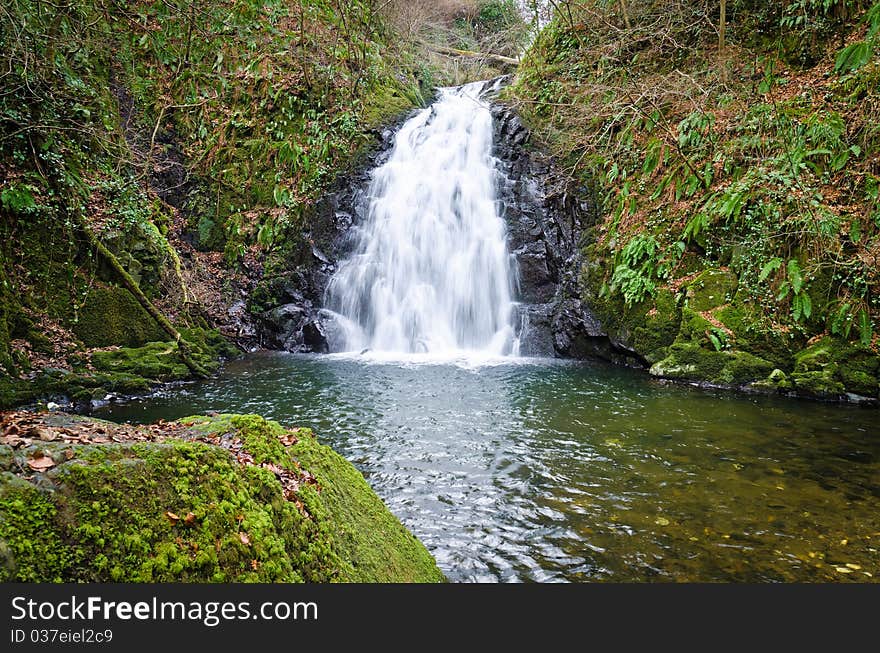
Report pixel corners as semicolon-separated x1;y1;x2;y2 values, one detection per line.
507;2;880;401
0;410;443;582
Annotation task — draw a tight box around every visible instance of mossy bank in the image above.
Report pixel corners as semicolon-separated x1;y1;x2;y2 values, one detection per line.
0;412;443;582
509;1;880;402
0;1;435;409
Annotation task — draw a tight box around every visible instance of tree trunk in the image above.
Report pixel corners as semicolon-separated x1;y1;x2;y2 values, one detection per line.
719;0;728;82
619;1;632;30
84;227;210;379
429;45;519;68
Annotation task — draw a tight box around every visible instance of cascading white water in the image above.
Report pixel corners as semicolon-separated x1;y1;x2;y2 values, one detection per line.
324;80;519;356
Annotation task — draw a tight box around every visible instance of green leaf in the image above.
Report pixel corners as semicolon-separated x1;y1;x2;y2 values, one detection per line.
858;309;873;346
831;302;852;337
682;212;708;242
787;259;803;294
850;219;862;244
758;257;783;282
0;185;36;213
650;171;673;200
835;41;871;74
256;222;274;246
800;293;812;320
776;281;791;302
642;139;662;176
830;150;850;171
272;185;289;207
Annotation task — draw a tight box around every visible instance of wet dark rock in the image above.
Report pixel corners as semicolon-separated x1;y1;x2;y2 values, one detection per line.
302;319;330;354
256;86;633;364
490;99;641;365
252;115;409;352
260;303;328;354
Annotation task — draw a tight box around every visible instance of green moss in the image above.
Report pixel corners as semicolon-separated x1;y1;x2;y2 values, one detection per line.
790;369;846;397
792;337;879;398
0;440;330;582
677;307;714;344
0;414;442;582
650;343;775;386
0;329;237;409
183;414;289;464
179;414;443;583
90;328;236;382
750;368;795;393
0;474;72;582
715;298;798;367
196;216;226;252
289;427;444;583
72;285;166;348
361;80;421;131
685;269;738;312
591;286;682;364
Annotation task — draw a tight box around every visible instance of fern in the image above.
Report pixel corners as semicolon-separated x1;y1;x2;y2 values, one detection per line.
830;302;853;337
858;309;873;346
835;2;880;73
758;257;783;282
610;235;662;306
787;259;803;294
0;185;37;214
682;212;708;243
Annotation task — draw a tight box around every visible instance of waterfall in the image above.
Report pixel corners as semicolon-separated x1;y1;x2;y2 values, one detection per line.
324;80;519;357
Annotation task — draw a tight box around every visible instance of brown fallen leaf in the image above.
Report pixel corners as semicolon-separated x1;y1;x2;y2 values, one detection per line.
27;455;55;471
239;532;251;546
251;559;259;570
165;511;180;524
31;427;57;442
0;435;23;447
183;512;197;526
64;449;75;460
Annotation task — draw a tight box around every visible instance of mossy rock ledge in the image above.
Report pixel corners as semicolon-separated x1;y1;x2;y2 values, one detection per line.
0;412;444;583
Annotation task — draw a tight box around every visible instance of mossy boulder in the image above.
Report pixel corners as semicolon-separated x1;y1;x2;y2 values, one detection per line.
650;342;775;386
90;329;236;382
685;269;738;312
0;414;443;583
361;78;422;130
790;337;879;399
749;368;795;393
99;221;169;296
0;329;238;409
591;287;681;364
91;342;190;380
71;285;166;348
677;307;715;344
715;297;799;367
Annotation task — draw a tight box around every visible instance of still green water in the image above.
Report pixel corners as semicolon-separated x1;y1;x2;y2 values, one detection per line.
95;352;880;582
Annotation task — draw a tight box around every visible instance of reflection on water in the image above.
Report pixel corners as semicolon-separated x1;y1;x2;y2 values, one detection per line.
96;352;880;582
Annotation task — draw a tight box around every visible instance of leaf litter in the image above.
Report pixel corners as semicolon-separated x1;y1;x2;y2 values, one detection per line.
1;410;321;524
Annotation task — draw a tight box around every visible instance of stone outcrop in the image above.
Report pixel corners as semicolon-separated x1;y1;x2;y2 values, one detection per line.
489;101;642;364
257;87;637;364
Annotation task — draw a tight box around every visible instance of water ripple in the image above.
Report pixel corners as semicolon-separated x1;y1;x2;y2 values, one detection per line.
97;352;880;583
